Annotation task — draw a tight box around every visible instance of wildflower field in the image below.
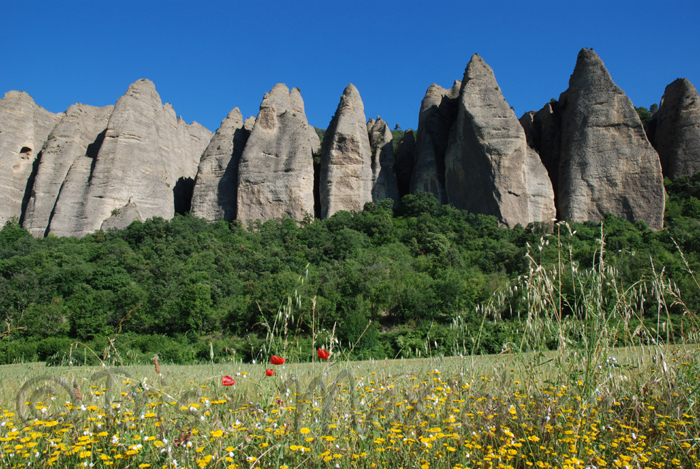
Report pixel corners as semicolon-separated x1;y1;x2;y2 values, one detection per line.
0;342;698;469
1;222;699;468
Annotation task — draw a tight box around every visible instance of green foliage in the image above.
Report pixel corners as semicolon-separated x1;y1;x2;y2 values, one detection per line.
635;103;658;124
1;184;700;364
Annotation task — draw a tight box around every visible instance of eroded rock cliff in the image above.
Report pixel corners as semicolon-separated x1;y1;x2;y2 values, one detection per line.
0;91;62;227
444;54;555;227
191;108;251;221
557;48;665;229
412;81;461;204
367;117;400;206
652;78;700;180
319;84;374;218
48;79;212;237
22;103;113;237
236;84;317;223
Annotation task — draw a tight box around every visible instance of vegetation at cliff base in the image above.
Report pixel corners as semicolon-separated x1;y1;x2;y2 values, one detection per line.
1;175;700;365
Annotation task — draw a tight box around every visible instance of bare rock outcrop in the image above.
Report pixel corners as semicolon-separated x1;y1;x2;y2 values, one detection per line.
557;48;665;229
191;108;251;221
652;78;700;179
367;117;400;206
319;84;374;218
47;155;95;237
395;130;416;199
520;101;563;206
411;81;461;204
444;54;555;227
22;103;113;237
236;84;317;223
0;91;62;227
48;79;212;237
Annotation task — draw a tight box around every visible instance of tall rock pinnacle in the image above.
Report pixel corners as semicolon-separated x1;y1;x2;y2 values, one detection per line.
319;84;374;218
191;108;252;221
652;78;700;180
0;91;62;227
444;54;555;227
367;117;400;206
47;79;212;237
412;81;461;204
236;84;318;223
557;48;665;229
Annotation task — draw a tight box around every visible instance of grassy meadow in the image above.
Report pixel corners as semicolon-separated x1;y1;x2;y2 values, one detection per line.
0;340;698;469
1;219;699;468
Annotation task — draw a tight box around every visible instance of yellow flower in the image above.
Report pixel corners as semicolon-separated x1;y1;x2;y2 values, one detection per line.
300;427;310;434
139;465;151;468
211;430;223;438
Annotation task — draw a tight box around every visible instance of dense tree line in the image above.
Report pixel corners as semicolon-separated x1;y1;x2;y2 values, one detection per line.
2;175;700;365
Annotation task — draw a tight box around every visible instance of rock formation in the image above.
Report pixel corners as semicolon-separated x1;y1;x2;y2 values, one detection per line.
444;54;555;227
557;48;665;229
651;78;700;179
319;84;374;218
22;103;114;237
191;108;252;221
520;101;563;205
48;79;212;237
46;155;95;237
411;81;461;204
236;84;318;223
394;130;416;199
367;117;400;206
0;91;62;227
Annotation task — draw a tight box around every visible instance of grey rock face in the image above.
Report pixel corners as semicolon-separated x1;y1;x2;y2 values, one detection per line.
444;54;555;227
100;200;143;231
191;108;251;221
520;101;563;206
411;81;461;204
367;117;400;206
22;103;114;237
48;79;212;237
236;84;317;223
319;84;374;218
47;155;94;237
0;91;61;227
395;130;416;199
652;78;700;179
558;48;665;229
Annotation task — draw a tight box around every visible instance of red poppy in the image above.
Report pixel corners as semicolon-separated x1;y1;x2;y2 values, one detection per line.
317;348;331;360
221;375;236;386
265;369;275;376
269;355;285;365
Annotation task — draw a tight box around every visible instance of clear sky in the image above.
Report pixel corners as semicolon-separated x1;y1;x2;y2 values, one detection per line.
2;1;699;133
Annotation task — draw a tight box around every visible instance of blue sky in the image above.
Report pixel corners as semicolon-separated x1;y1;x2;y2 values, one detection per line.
2;1;699;132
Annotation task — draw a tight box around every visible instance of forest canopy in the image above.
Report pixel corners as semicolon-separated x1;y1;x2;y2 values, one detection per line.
2;175;700;365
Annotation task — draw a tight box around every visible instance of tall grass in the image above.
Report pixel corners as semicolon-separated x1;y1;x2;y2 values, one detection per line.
0;222;698;467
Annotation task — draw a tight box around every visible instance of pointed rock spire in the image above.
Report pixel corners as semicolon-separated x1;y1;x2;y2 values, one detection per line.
48;79;212;237
412;80;461;204
652;78;700;179
191;107;251;221
236;84;317;223
319;84;374;218
444;54;555;227
367;117;399;206
557;48;665;229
